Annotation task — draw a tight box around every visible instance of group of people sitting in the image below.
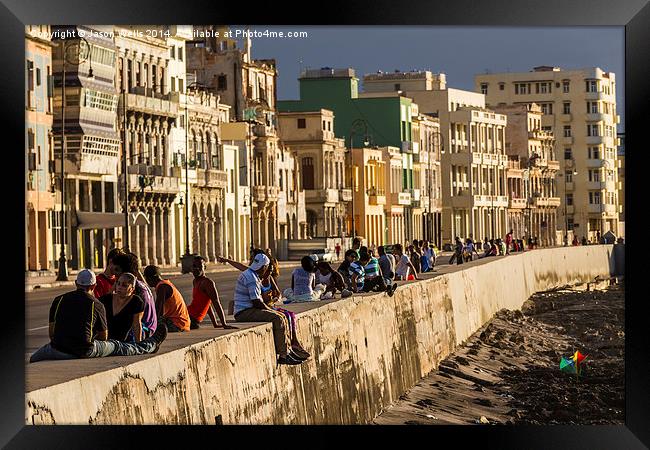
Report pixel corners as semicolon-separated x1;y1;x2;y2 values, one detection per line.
449;230;538;265
30;249;236;363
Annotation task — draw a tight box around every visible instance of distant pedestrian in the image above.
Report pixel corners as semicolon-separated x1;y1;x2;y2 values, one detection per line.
335;243;341;261
409;244;422;274
572;236;579;246
449;237;464;265
505;230;513;255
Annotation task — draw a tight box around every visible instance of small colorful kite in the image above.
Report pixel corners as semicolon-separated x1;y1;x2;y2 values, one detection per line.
559;351;588;378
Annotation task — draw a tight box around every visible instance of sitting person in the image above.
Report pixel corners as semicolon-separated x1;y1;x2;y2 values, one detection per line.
113;252;157;338
233;253;306;365
93;247;125;299
316;261;351;298
378;246;396;283
30;270;167;362
143;265;191;333
337;249;358;290
98;273;145;342
284;256;322;303
359;252;397;296
220;249;310;360
188;255;237;330
348;252;366;293
393;243;420;280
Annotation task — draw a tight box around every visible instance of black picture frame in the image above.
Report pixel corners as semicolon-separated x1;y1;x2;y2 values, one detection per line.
3;0;648;448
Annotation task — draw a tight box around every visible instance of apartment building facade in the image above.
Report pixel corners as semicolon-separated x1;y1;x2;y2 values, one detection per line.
278;109;350;239
26;26;56;272
350;147;387;247
363;71;509;244
495;103;560;246
475;66;621;241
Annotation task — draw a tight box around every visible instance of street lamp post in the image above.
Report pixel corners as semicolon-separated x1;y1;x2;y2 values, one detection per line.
56;37;91;281
348;119;370;240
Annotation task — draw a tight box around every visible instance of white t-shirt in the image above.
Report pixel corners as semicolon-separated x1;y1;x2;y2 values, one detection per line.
395;254;411;278
316;271;332;285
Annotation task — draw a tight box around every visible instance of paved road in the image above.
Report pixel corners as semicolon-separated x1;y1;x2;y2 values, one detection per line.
25;253;460;355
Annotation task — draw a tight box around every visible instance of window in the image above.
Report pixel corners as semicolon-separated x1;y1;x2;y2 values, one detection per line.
217;75;227;91
564;148;572;159
563;80;570;93
171;77;176;92
563;102;571;114
170;46;175;59
588;169;601;182
36;67;41;86
499;83;505;91
588;146;600;159
27;128;35;150
301;157;314;189
297;118;306;129
566;193;573;206
394;83;401;91
328;121;331;131
542;126;552;132
587;124;600;137
563;126;572;138
322;120;327;131
589;191;601;204
567;218;574;230
536;82;551;94
540;103;553;115
178;78;184;93
480;83;488;95
587;101;599;113
178;46;183;61
565;172;573;183
586;79;598;93
27;60;34;92
515;83;530;95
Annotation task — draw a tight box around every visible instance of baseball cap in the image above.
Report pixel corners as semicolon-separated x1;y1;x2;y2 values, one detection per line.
76;269;97;287
309;254;319;262
250;253;270;271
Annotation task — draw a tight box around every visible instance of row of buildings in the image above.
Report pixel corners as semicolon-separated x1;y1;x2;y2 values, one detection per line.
25;25;623;273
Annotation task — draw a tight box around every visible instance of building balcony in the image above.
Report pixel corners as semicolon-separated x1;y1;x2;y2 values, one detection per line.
340;188;352;202
509;198;527;209
586;136;605;145
170;165;198;184
547;160;560;171
586;159;603;168
124;89;178;117
368;187;386;205
560;113;572;122
546;197;561;207
196;168;228;189
587;203;617;215
585;91;606;100
253;123;276;137
253;185;280;202
562;136;574;145
128;173;179;194
586;181;605;190
586;113;607;122
305;188;340;204
391;190;412;205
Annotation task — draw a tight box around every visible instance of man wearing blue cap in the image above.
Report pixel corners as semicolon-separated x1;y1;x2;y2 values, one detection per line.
233;253;305;365
30;269;168;362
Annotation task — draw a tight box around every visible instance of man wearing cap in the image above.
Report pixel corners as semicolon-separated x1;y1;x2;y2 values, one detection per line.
30;269;168;362
233;253;304;365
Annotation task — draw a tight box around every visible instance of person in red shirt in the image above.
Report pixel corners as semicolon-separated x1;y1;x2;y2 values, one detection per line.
188;255;237;330
505;230;513;255
93;248;126;299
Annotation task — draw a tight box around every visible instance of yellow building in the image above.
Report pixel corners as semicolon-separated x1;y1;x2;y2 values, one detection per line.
351;147;386;247
278;109;351;238
495;103;560;246
475;66;621;241
363;71;509;244
382;145;407;245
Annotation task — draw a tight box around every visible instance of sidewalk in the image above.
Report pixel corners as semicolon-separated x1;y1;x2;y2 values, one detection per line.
25;260;302;292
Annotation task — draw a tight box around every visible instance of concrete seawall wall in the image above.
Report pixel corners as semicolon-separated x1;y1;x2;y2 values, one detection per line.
26;245;619;425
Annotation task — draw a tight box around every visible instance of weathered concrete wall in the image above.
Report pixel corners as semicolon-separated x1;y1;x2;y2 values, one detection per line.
26;245;619;425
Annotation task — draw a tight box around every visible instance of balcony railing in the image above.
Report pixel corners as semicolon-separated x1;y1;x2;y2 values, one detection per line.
509;198;527;209
340;188;352;202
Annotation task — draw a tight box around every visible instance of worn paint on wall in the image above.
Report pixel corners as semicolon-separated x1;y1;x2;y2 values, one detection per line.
26;245;618;424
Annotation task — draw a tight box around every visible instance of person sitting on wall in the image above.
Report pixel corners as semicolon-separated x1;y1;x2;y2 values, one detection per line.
351;237;362;258
143;265;191;333
316;261;351;298
359;251;397;296
232;253;306;366
285;256;321;302
338;249;358;290
98;273;145;342
113;253;157;339
393;244;420;280
94;248;126;299
187;255;237;330
30;270;167;362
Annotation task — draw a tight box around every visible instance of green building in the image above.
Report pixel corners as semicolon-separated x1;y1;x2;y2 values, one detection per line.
278;67;417;238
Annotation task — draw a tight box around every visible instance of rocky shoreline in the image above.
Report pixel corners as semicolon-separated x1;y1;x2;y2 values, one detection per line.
374;282;625;425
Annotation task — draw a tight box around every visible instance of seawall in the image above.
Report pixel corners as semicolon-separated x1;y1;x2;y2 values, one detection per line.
26;245;620;425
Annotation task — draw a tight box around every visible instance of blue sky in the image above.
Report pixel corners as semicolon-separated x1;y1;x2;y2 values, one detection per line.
234;26;624;131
